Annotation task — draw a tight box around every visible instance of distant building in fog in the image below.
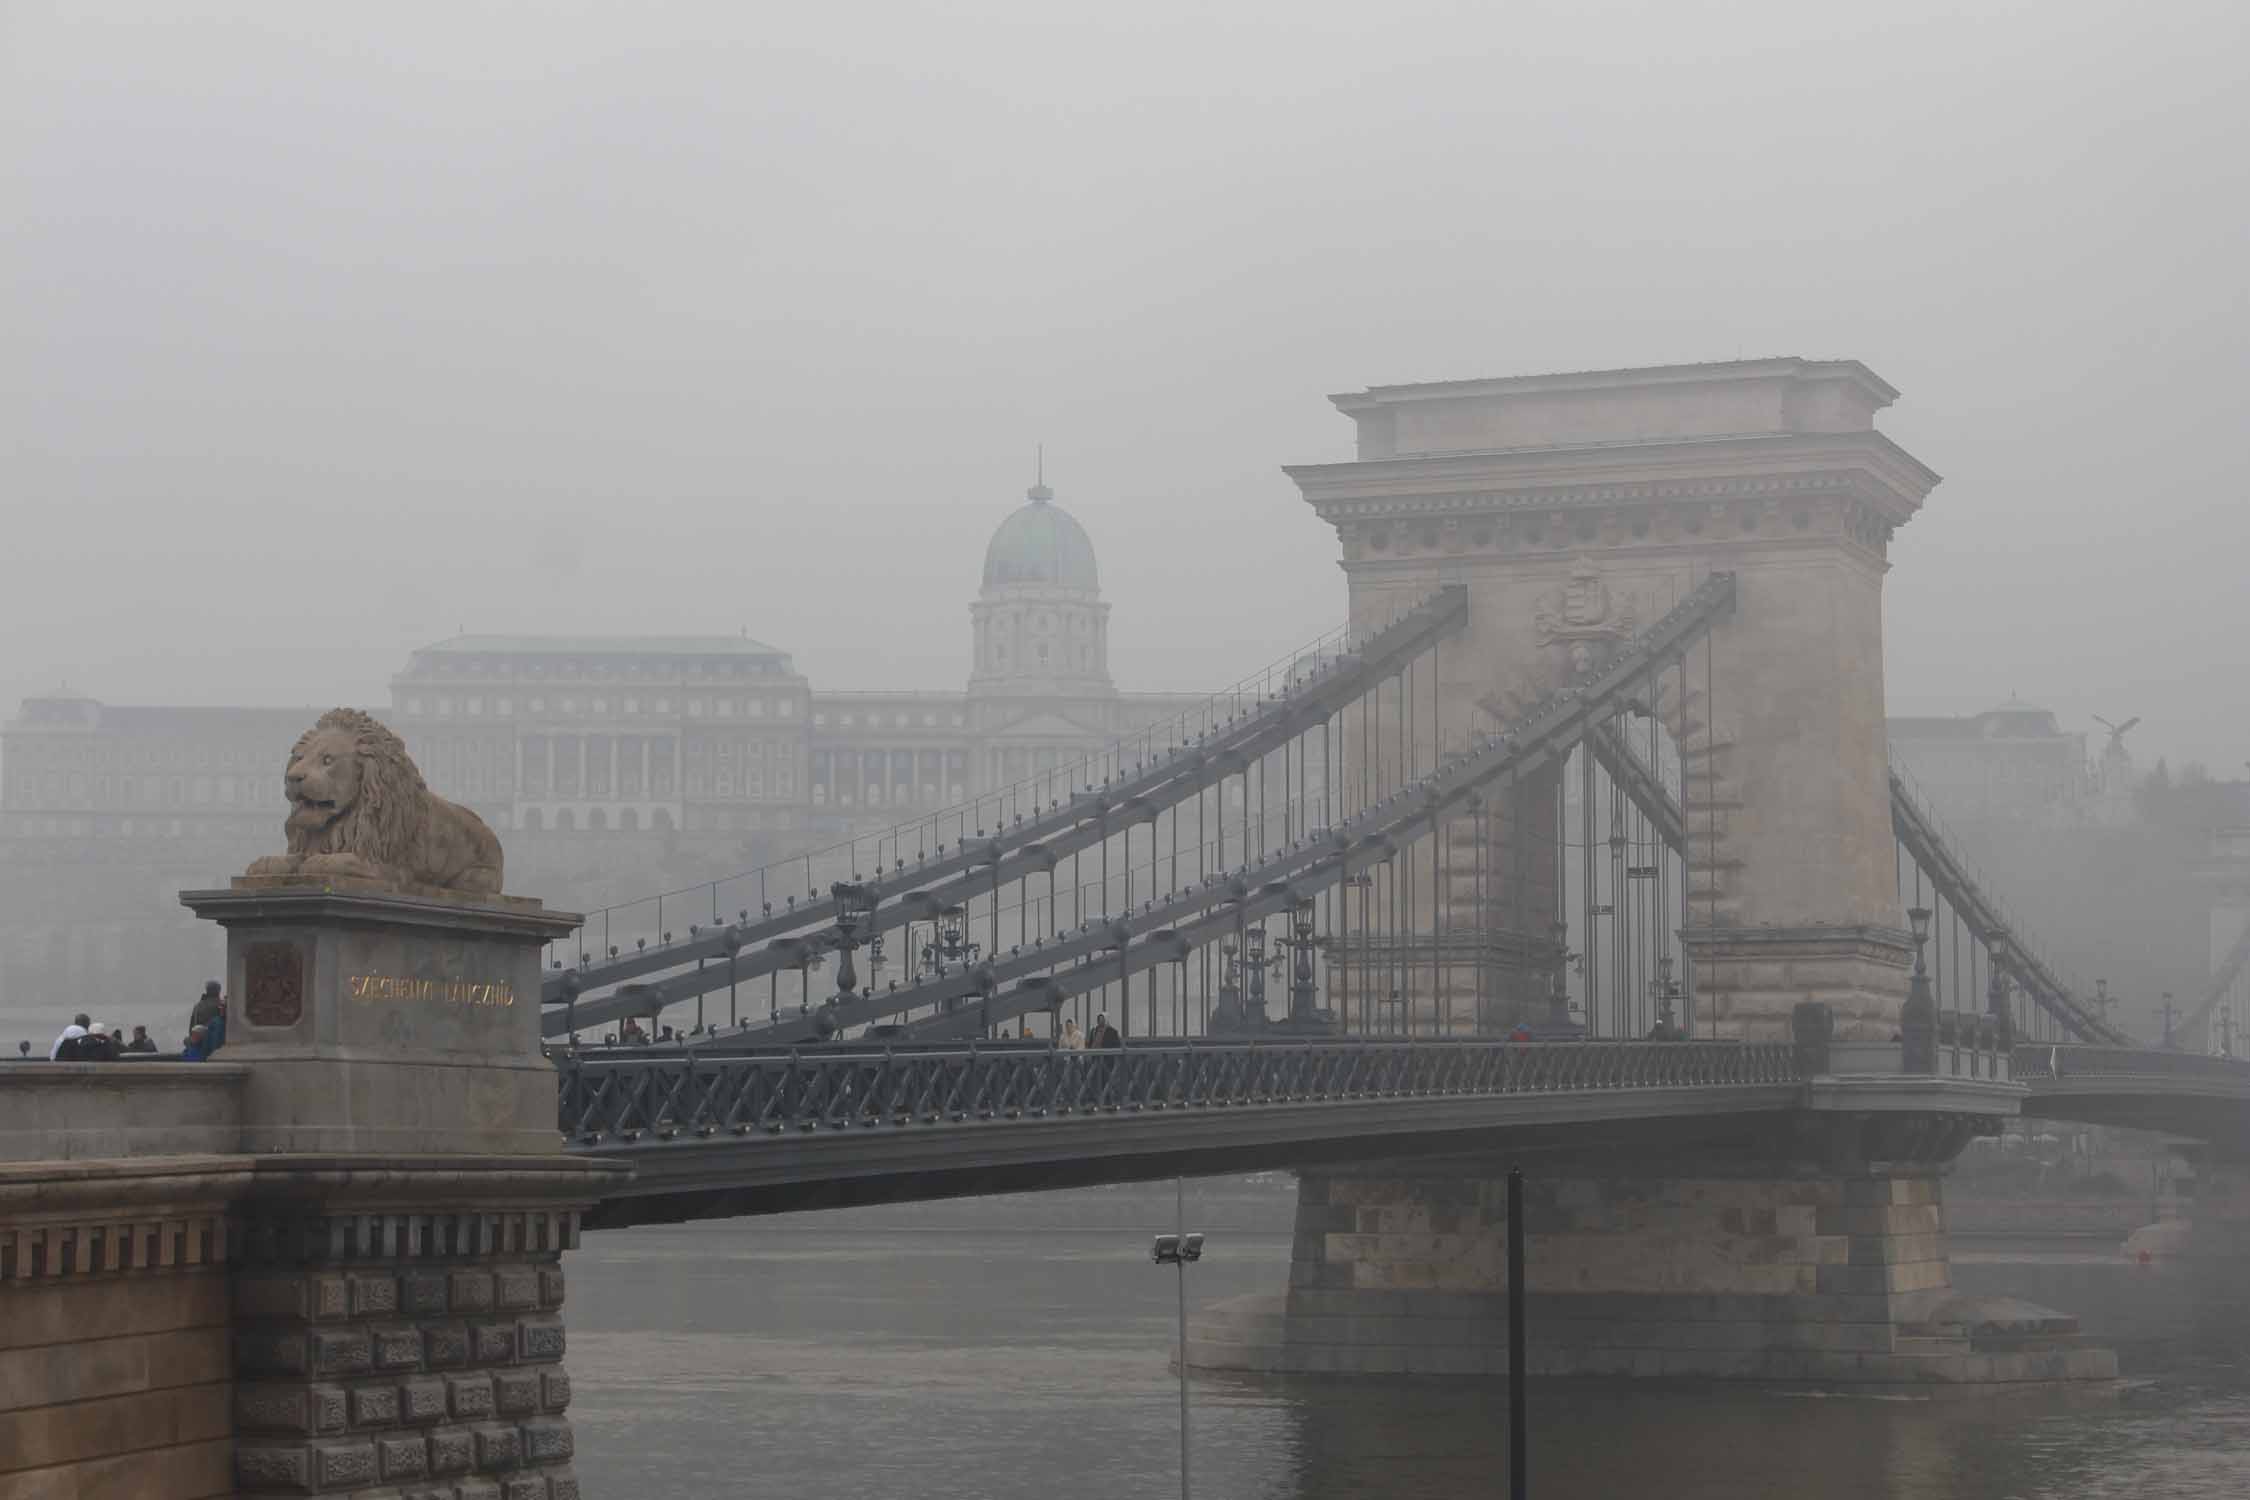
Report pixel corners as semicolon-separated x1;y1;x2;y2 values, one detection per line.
0;482;1201;1012
379;481;1197;837
0;696;305;853
1886;699;2097;828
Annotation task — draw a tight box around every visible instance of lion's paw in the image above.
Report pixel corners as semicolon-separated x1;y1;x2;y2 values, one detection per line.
298;852;388;882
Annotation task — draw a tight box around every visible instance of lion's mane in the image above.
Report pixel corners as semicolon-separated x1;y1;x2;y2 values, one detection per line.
285;707;429;864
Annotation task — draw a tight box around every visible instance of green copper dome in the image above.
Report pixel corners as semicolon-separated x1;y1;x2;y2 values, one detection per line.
981;484;1100;593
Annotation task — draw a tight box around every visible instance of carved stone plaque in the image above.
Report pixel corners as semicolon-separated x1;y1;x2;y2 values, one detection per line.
243;942;305;1028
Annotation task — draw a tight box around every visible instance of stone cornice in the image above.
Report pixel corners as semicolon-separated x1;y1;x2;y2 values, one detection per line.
0;1154;255;1218
1287;432;1938;525
1681;923;1916;963
1288;427;1936;486
181;882;583;941
236;1153;629;1213
1329;357;1899;411
1297;466;1921;527
0;1153;632;1280
0;1153;627;1217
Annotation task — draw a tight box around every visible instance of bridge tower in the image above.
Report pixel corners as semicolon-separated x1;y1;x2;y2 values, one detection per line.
1290;358;1939;1040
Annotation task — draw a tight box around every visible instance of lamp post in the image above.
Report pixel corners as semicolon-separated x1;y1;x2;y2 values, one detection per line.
1649;956;1681;1040
1243;923;1269;1023
1902;905;1935;1073
1546;920;1575;1035
1341;872;1374;1032
1151;1185;1205;1500
1286;899;1320;1025
829;881;878;999
820;881;878;1040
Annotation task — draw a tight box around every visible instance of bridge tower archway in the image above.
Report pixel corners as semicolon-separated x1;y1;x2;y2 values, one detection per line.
1290;358;1940;1040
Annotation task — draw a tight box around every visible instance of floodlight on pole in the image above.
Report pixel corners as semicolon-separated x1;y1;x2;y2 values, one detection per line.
1151;1182;1205;1500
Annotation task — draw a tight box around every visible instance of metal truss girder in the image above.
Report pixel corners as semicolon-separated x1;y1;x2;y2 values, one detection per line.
894;574;1739;1040
562;573;1726;1045
1887;771;2128;1046
541;584;1469;1026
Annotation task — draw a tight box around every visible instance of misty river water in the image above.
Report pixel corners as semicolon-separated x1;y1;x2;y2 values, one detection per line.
566;1184;2250;1500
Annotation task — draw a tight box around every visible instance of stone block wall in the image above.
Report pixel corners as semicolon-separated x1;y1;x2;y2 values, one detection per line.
231;1207;584;1499
0;1174;238;1499
1298;1168;1949;1303
1190;1149;2114;1386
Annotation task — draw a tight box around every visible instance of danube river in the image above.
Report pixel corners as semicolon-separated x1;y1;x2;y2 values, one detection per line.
567;1183;2250;1499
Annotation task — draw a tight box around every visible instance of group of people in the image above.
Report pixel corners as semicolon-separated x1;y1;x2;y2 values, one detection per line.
1055;1014;1123;1050
34;980;230;1062
46;1014;159;1060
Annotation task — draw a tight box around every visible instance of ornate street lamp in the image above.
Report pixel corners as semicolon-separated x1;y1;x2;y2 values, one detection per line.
1243;923;1269;1021
1650;956;1681;1039
1902;905;1935;1072
829;880;878;1002
1286;900;1320;1023
1546;919;1575;1032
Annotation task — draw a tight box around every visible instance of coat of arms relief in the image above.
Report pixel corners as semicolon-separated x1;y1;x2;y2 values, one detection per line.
1474;559;1654;731
1533;558;1643;682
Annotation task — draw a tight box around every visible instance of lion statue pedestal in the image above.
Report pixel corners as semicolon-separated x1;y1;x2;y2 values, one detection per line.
172;711;619;1500
180;707;580;1156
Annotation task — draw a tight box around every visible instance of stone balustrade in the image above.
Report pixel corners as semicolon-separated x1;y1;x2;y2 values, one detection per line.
0;1061;245;1163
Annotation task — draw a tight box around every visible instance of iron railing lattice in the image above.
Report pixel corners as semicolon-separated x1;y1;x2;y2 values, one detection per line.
558;1036;1802;1148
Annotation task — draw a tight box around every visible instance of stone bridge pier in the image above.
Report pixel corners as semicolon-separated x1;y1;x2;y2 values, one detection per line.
2164;1149;2250;1338
0;884;624;1500
1191;1104;2115;1388
1290;358;1939;1040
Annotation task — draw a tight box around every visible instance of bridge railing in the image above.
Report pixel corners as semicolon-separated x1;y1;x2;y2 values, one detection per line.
1934;1010;2014;1082
2012;1045;2250;1083
557;1037;1800;1146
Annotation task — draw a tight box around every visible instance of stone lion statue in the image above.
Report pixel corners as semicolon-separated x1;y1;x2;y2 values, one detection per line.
244;708;504;896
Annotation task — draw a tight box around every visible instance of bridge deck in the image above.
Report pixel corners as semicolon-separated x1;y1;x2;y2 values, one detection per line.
557;1032;2064;1227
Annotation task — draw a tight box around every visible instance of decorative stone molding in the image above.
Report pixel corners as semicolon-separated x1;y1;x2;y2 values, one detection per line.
0;1158;252;1282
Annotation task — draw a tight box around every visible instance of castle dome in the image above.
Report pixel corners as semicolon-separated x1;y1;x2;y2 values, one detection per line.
981;484;1100;593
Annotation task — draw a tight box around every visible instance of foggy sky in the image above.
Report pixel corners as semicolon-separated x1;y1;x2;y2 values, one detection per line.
4;0;2246;771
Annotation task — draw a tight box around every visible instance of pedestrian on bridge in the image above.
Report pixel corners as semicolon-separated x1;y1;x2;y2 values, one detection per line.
124;1025;157;1054
188;981;222;1036
49;1014;90;1060
1061;1019;1085;1051
184;1002;227;1059
1092;1014;1122;1049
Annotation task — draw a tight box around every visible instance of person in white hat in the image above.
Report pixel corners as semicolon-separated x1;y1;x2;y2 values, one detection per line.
49;1014;90;1060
